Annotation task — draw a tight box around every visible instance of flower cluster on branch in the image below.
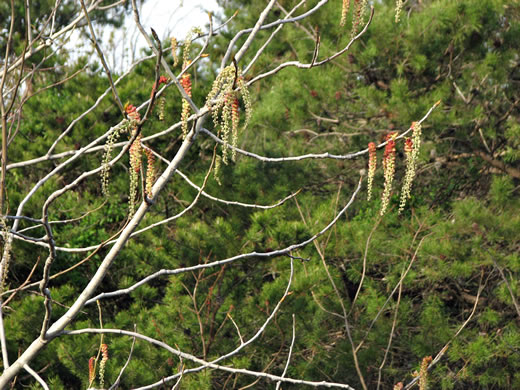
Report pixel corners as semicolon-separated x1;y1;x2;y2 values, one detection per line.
381;132;397;215
206;64;252;165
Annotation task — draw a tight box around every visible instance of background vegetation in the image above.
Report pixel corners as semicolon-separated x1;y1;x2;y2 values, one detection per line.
1;0;519;389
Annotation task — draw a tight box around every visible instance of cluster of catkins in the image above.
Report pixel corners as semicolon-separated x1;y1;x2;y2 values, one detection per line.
88;344;109;389
206;64;252;164
125;102;160;215
102;28;253;213
366;122;422;216
340;0;404;31
340;0;370;37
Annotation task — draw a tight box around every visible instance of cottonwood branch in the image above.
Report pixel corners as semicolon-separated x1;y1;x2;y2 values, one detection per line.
246;7;373;86
85;179;360;305
200;100;439;162
0;105;209;389
63;326;356;390
221;0;331;69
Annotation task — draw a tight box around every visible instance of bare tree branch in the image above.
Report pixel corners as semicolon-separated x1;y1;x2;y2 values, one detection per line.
275;313;296;390
63;326;356;389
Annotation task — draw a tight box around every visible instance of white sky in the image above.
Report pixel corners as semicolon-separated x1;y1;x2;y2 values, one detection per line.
68;0;221;70
128;0;220;44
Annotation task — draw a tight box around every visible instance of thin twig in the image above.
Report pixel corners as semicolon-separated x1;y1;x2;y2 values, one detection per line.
78;0;125;115
23;364;49;390
404;269;487;389
376;267;403;390
294;196;368;390
350;217;381;313
63;326;355;389
275;314;296;390
492;259;520;319
199;100;440;162
108;324;137;390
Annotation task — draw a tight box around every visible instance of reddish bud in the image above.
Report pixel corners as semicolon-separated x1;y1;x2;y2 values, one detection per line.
181;74;192;96
404;138;413;154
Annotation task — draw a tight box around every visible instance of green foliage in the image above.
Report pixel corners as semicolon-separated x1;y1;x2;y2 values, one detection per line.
2;0;519;389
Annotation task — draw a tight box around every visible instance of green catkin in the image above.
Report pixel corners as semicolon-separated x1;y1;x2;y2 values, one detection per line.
340;0;350;27
381;134;397;216
367;142;377;201
170;37;179;67
214;155;222;185
395;0;404;23
99;344;108;389
158;96;165;121
0;218;11;293
101;126;121;196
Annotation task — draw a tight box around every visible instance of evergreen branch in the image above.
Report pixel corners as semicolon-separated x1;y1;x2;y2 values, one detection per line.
175;169;302;210
404;270;487;390
295;196;367;390
356;227;431;353
69;259;355;389
349;217;382;313
376;267;404;390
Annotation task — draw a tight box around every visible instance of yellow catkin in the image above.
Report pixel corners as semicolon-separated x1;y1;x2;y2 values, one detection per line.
399;138;414;213
99;344;109;389
340;0;350;27
236;76;252;128
419;356;432;390
158;96;165;121
351;0;361;37
380;133;397;216
395;0;404;23
231;96;240;161
182;37;191;70
129;134;142;216
170;37;179;67
206;65;252;165
0;218;11;293
214;155;222;185
88;356;95;386
367;142;377;201
180;73;192;139
101;127;121;196
145;149;156;198
398;121;422;213
221;95;232;164
125;104;142;216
